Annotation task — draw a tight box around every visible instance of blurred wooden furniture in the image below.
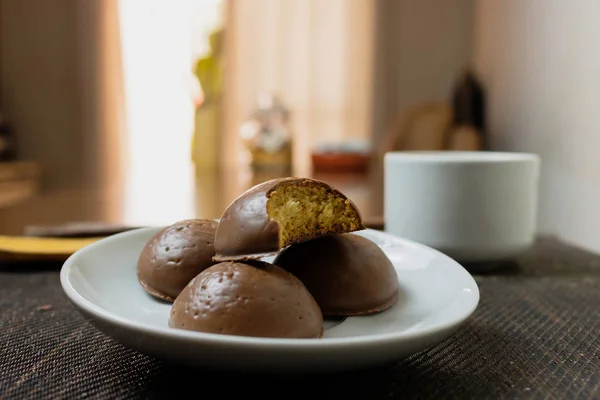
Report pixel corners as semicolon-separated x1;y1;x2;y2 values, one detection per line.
0;163;384;236
446;125;483;151
0;161;42;209
379;101;483;156
384;102;452;152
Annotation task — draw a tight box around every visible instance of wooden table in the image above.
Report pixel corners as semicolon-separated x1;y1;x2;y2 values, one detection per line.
0;161;42;210
2;161;599;399
0;163;384;235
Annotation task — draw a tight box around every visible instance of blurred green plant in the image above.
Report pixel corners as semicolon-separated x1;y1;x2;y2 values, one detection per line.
193;29;223;106
191;28;223;169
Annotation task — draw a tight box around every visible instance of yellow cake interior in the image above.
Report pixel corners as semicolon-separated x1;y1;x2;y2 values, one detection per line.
266;182;363;247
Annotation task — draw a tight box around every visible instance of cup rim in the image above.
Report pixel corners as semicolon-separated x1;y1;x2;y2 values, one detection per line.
384;151;539;164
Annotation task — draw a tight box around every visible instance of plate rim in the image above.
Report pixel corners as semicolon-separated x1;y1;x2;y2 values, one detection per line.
60;227;479;350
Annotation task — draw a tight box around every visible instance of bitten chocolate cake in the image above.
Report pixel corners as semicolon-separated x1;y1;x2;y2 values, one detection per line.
213;178;364;261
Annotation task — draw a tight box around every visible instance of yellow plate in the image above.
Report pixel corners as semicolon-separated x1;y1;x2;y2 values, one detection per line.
0;235;104;261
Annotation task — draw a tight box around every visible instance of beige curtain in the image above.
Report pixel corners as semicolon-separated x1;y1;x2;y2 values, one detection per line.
0;0;125;229
0;0;124;192
77;0;126;195
221;0;376;174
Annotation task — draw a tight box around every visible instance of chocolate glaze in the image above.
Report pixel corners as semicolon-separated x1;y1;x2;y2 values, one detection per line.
213;177;364;262
274;233;400;316
169;261;323;338
137;219;219;302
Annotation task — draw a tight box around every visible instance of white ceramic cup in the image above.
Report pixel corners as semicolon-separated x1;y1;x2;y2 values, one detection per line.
384;151;540;263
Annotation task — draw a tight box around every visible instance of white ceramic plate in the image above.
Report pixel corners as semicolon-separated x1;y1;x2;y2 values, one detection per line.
60;227;479;373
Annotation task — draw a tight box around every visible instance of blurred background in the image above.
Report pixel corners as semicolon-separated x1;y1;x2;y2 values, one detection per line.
1;0;599;252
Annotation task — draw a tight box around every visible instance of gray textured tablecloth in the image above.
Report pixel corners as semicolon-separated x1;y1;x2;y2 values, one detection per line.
1;237;599;399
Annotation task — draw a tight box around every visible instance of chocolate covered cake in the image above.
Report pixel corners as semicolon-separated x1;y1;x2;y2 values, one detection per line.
274;233;399;316
137;219;219;302
169;261;323;338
